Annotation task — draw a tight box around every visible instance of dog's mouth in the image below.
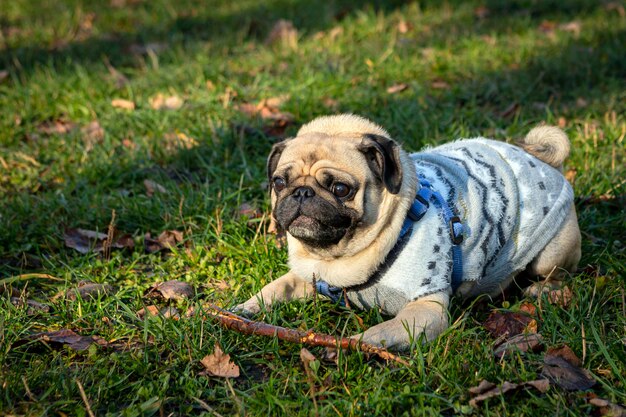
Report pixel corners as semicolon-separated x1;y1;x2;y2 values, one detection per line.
285;214;350;247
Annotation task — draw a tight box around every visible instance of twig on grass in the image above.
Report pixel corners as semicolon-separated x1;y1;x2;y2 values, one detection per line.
199;304;409;366
75;378;96;417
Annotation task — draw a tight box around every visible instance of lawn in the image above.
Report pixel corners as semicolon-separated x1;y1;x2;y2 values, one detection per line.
1;0;625;415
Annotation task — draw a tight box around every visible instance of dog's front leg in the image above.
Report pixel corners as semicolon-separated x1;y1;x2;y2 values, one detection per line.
234;271;315;315
353;292;450;350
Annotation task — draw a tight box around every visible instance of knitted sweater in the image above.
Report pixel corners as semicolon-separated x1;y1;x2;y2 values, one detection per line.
341;139;574;316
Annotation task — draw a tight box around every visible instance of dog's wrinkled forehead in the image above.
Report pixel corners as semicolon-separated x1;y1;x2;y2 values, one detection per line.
276;134;370;179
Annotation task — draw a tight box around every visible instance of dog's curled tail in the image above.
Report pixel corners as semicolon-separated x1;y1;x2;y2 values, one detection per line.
519;125;571;170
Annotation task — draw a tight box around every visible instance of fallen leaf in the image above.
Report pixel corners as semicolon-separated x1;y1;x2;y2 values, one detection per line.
200;344;240;378
81;120;105;150
163;132;199;150
397;20;412;33
25;329;106;351
66;281;114;301
565;168;577;184
546;286;573;307
323;97;339;111
10;298;50;315
64;228;134;254
144;230;184;253
519;302;537;316
605;2;626;17
588;398;626;417
37;119;77;135
469;379;550;407
558;116;567;128
144;280;194;301
493;333;543;358
137;305;160;318
539;20;557;33
542;350;595;391
469;381;518;407
266;19;298;49
238;203;263;220
111;98;135;110
468;380;496;395
560;21;581;36
143;179;167;197
483;310;535;339
431;80;450;90
474;6;490;18
387;83;409;94
149;93;184;110
0;70;8;82
525;379;551;393
546;345;581;366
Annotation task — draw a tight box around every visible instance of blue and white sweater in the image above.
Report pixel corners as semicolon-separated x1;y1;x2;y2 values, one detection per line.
341;139;574;316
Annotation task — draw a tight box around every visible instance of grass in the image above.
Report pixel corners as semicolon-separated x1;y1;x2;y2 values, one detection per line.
1;0;625;415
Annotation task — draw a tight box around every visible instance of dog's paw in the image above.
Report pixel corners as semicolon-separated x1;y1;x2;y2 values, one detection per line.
231;299;262;317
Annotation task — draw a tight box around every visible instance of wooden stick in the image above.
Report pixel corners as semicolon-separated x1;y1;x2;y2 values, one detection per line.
198;304;409;366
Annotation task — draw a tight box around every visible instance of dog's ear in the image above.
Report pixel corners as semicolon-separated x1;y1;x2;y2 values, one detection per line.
358;134;404;194
267;139;291;180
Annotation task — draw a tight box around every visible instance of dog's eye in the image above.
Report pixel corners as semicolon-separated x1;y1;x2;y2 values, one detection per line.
272;177;286;192
332;183;351;198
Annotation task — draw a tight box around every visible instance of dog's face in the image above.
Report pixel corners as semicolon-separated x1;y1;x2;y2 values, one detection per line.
267;115;409;259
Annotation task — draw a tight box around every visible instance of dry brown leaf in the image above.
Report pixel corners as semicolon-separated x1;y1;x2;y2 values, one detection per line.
542;350;595;391
387;83;409;94
605;2;626;16
64;228;134;254
0;70;9;82
519;302;537;316
469;379;550;407
266;19;298;49
66;281;114;301
431;80;450;90
111;98;135;110
200;344;240;378
10;298;50;315
137;305;160;319
144;279;194;301
238;203;263;220
143;179;167;197
149;93;184;110
397;20;412;33
323;97;339;111
565;168;577;184
37;119;77;135
546;345;581;367
539;20;557;33
163;132;199;150
493;333;543;359
588;398;626;417
144;230;184;253
483;310;535;339
546;286;573;307
469;381;519;407
560;21;581;36
468;380;496;395
25;329;107;351
81;120;105;150
474;6;490;19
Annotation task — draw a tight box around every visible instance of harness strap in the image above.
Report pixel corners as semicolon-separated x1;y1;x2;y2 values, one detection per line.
315;178;465;305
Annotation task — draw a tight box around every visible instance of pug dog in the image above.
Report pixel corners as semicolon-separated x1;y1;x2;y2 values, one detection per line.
236;114;581;350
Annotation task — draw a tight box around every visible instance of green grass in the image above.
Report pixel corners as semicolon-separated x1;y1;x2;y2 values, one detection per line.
1;0;625;415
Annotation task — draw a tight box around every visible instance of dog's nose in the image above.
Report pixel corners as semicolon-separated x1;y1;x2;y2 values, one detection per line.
292;186;315;202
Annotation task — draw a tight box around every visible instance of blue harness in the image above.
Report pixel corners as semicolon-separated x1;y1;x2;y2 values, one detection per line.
316;178;464;305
